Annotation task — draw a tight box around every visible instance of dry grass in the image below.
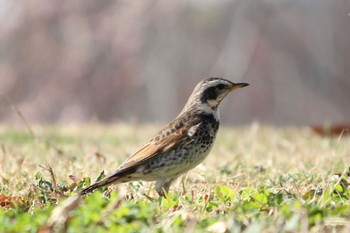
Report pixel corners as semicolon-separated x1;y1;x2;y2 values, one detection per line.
0;123;350;232
1;123;348;194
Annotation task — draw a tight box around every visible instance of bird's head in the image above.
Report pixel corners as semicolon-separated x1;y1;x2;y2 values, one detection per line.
182;77;249;115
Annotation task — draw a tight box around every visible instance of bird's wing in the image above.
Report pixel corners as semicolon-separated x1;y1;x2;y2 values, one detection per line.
116;122;201;172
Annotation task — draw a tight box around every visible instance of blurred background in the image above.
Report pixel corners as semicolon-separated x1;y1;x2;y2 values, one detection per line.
0;0;349;126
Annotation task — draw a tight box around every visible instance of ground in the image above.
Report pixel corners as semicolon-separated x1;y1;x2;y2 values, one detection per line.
0;123;349;232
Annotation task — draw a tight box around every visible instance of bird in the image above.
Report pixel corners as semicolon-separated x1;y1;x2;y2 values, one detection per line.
80;77;249;196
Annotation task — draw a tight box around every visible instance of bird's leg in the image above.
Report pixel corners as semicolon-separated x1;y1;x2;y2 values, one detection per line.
155;177;178;197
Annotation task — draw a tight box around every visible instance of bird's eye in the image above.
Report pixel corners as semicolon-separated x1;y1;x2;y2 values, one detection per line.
217;84;226;90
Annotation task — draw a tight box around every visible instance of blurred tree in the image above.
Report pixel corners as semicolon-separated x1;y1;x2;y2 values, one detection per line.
0;0;349;125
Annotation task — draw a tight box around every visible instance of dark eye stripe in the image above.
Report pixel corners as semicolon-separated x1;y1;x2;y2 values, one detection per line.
201;86;218;102
217;84;226;90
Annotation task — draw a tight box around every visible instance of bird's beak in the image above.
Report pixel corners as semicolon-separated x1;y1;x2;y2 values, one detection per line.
229;83;249;90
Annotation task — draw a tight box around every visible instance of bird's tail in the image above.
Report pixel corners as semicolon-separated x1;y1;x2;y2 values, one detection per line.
79;174;120;195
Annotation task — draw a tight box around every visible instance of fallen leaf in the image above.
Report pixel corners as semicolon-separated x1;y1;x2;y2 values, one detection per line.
311;124;350;137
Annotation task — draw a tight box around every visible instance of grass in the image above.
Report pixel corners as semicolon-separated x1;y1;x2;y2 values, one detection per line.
0;123;349;232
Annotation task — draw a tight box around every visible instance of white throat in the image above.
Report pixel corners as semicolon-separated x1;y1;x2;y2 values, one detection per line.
197;102;220;121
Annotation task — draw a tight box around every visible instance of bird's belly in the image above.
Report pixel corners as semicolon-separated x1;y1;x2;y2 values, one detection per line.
143;141;214;178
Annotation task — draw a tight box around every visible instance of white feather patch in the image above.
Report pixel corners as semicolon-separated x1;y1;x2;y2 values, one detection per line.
187;122;202;137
